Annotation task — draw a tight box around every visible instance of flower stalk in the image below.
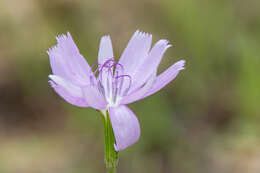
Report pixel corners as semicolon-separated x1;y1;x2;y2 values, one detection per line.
100;110;119;173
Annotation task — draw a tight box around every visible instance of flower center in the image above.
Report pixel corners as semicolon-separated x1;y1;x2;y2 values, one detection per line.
90;58;132;107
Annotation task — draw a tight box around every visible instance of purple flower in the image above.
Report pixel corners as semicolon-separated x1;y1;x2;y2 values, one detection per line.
48;30;185;151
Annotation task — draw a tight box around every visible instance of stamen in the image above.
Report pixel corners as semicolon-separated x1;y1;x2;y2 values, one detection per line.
97;81;105;96
101;58;124;76
90;62;101;75
117;75;124;96
114;63;124;77
102;58;115;68
115;75;132;96
89;58;132;106
89;63;101;86
98;59;114;82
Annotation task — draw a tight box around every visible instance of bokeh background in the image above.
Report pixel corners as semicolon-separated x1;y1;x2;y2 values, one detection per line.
0;0;260;172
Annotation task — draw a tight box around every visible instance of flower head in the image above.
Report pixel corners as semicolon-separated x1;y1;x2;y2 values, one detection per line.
48;30;185;151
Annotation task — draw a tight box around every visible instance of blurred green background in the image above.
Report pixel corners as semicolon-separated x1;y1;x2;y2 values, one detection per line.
0;0;260;172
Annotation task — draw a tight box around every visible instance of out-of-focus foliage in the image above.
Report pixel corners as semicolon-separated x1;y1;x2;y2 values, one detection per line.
0;0;259;172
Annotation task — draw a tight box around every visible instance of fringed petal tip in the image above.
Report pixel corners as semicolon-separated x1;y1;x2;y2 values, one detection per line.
122;59;185;104
175;59;186;70
101;35;110;40
46;45;58;56
56;32;72;43
48;80;55;87
46;33;72;55
47;31;92;85
141;59;186;99
156;39;171;49
134;30;152;39
100;35;112;45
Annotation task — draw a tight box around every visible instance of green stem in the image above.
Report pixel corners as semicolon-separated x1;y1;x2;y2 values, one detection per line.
99;110;119;173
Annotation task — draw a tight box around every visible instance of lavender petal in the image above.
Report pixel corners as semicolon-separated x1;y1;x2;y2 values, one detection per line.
47;32;91;86
98;35;114;64
143;60;185;98
82;85;107;110
49;75;83;98
49;81;88;107
120;71;156;105
130;39;171;92
118;30;152;81
108;105;140;151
